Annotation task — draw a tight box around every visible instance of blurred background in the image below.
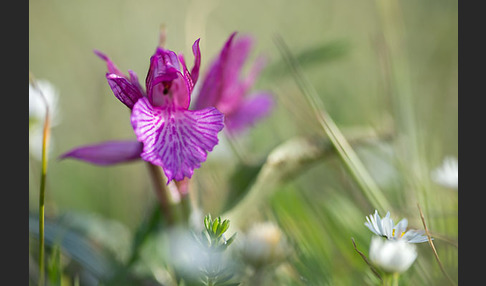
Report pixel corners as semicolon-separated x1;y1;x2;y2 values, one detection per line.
29;0;457;285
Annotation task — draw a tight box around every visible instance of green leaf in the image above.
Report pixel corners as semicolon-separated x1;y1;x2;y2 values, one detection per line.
263;40;350;80
218;220;230;237
126;203;162;267
204;214;212;231
29;214;114;282
213;272;236;285
218;283;240;286
221;162;264;213
212;217;220;235
47;244;62;286
225;233;236;246
217;233;237;252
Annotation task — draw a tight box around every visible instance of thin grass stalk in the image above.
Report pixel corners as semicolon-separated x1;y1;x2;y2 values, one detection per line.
373;0;432;220
273;35;391;212
351;238;382;283
30;73;49;286
417;203;456;286
38;120;49;286
225;131;249;164
224;129;392;230
372;2;447;284
179;194;191;226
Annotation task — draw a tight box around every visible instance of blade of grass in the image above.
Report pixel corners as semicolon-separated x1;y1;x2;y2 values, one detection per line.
373;0;434;224
47;245;61;286
224;131;392;229
273;35;392;212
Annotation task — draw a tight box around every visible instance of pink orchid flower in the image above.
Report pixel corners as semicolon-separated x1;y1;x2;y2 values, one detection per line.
194;32;274;134
61;39;224;183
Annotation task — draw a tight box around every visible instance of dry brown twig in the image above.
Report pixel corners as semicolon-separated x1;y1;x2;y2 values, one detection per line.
417;203;456;286
351;237;382;282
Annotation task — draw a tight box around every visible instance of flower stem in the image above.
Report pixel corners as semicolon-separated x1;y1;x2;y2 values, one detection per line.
146;162;174;225
392;272;400;286
179;194;191;226
30;73;49;286
382;272;400;286
381;274;392;286
249;267;265;286
38;129;48;286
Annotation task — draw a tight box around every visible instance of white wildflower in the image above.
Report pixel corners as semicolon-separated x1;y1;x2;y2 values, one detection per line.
431;156;458;189
365;210;429;243
240;222;288;267
369;236;418;274
29;79;60;160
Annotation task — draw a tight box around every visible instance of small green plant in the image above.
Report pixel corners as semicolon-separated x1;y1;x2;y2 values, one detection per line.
193;214;238;286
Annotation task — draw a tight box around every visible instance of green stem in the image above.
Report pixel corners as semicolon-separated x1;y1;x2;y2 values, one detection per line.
146;162;174;225
382;272;399;286
249;267;265;286
31;73;49;286
392;272;400;286
381;273;391;286
180;194;191;226
39;162;46;286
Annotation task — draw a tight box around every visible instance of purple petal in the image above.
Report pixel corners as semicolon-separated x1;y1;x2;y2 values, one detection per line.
193;58;224;110
106;74;144;109
190;39;201;84
194;32;238;110
94;49;125;77
216;34;257;113
222;33;254;89
225;92;274;134
241;55;267;95
59;140;143;165
177;39;201;93
131;97;224;182
128;70;146;97
145;47;181;105
94;50;146;101
179;39;201;94
194;32;254;112
178;54;196;96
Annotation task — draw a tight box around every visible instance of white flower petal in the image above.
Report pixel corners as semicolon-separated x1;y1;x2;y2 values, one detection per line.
369;236;417;273
431;156;458;189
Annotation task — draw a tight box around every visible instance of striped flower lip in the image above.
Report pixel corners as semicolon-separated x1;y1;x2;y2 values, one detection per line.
364;210;430;243
131;98;224;182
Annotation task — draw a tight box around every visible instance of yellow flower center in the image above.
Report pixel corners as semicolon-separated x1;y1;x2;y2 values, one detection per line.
392;229;406;237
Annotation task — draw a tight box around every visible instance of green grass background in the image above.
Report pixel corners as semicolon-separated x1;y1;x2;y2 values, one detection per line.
29;0;457;285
